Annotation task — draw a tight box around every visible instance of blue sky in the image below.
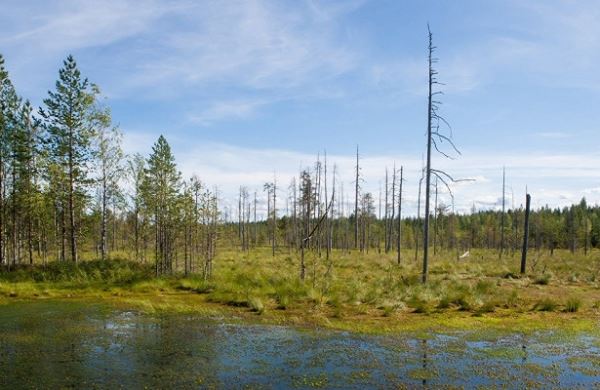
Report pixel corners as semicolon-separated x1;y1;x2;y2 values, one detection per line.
2;0;600;216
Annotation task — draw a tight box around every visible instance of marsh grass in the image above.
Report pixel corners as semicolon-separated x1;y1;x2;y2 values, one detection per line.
1;248;599;328
564;297;581;313
534;298;559;312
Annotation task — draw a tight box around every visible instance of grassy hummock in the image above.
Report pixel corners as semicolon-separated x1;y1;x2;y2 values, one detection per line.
1;248;599;335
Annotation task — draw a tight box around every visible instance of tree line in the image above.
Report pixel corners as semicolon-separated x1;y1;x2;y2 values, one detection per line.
0;54;217;277
1;50;597;281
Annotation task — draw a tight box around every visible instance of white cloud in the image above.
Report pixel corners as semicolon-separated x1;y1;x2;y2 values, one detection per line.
123;1;358;93
0;0;175;51
187;99;268;126
132;141;600;217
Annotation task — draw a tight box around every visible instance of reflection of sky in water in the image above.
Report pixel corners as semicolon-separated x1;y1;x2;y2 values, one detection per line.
1;301;599;388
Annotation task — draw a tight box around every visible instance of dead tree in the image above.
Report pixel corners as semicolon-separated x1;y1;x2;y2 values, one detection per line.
415;165;424;263
422;25;464;283
520;193;531;274
500;166;506;258
354;145;360;250
397;166;404;264
384;168;389;252
272;174;277;257
388;164;396;253
433;177;438;255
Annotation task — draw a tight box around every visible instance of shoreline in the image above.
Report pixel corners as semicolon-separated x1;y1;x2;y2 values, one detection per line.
2;289;599;338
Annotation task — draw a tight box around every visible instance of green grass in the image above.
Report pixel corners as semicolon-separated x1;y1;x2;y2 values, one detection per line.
534;298;559;312
1;248;599;333
564;297;582;313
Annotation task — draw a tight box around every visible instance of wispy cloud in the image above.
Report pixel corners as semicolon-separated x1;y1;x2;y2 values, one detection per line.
187;99;268;126
0;0;176;51
118;138;600;217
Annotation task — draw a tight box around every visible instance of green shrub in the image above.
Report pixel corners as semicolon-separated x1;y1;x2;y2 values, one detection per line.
534;274;551;285
249;297;264;314
382;305;395;317
177;278;213;293
276;294;289;310
476;300;497;314
437;296;451;309
408;296;429;314
474;280;494;295
506;289;519;308
564;297;581;313
534;298;558;312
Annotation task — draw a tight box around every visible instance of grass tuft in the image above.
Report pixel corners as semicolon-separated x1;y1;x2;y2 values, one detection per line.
564;297;581;313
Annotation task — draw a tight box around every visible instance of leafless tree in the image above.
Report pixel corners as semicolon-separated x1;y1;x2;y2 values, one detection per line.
422;25;464;283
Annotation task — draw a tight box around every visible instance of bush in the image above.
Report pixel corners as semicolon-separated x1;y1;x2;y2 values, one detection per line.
534;274;551;285
382;305;395;317
506;289;519;308
177;278;213;293
437;296;451;309
474;280;494;295
564;297;581;313
276;294;289;310
534;298;558;312
408;296;429;314
249;297;264;314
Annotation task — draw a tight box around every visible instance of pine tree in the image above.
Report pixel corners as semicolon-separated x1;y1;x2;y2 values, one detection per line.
143;135;181;275
11;101;41;264
39;55;97;263
0;54;15;265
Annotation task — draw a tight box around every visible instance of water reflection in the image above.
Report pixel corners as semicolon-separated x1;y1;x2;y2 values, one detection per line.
0;301;598;388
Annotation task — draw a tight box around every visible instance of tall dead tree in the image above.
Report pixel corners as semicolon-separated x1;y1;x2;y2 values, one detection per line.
384;168;389;252
354;145;359;250
397;166;403;264
388;164;396;253
422;25;463;283
272;174;277;256
520;193;531;274
415;165;424;263
433;177;438;255
500;166;506;258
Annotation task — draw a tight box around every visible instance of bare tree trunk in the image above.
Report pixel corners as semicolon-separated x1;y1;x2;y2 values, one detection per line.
415;168;423;262
520;193;531;274
272;175;276;257
422;28;434;284
433;177;438;256
397;166;403;265
388;165;396;253
253;191;257;247
384;168;388;252
500;166;506;258
354;145;359;250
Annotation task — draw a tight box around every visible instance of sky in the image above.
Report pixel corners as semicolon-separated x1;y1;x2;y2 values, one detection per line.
2;0;600;218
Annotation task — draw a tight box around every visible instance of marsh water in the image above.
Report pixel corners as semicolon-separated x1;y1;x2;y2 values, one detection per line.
0;301;598;388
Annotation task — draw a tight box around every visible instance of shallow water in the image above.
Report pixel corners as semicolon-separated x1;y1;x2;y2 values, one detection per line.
0;301;599;388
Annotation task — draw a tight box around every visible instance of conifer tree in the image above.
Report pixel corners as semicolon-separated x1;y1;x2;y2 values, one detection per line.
39;55;97;263
143;135;181;275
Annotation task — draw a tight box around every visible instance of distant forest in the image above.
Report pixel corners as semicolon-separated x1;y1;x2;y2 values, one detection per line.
1;53;598;279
